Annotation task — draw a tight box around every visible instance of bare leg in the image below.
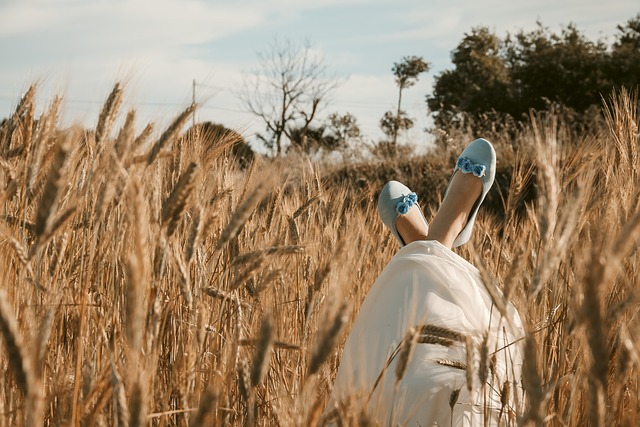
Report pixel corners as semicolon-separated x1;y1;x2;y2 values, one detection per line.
426;171;482;249
395;205;429;245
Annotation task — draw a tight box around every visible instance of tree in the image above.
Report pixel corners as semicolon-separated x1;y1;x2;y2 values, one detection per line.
381;56;429;146
240;38;337;156
326;112;361;149
287;112;361;155
379;110;413;140
426;22;637;135
509;23;608;115
609;14;640;91
427;27;511;130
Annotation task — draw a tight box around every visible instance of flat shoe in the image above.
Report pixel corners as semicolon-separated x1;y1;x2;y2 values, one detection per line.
444;138;496;247
378;180;428;246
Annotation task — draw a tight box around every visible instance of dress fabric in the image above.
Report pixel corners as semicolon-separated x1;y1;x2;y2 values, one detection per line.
329;240;525;426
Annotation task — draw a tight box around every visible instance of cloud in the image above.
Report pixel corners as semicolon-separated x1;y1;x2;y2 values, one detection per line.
0;0;265;62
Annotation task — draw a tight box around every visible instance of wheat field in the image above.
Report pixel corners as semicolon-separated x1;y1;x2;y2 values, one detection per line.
0;83;638;426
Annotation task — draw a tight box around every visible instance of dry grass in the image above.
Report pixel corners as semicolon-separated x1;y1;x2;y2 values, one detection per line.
0;83;638;426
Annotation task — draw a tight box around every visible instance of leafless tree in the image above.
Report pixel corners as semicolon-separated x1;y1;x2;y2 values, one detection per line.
240;38;338;156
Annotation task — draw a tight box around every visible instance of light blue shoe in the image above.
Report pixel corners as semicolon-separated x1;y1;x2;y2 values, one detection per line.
378;180;428;246
445;138;496;247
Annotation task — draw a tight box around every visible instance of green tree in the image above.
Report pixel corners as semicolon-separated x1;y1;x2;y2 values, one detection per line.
427;27;511;130
379;110;413;140
509;23;608;116
288;112;361;155
608;14;640;91
427;20;638;135
382;56;429;146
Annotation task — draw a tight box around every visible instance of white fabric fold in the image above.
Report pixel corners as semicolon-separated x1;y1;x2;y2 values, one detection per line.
330;240;525;426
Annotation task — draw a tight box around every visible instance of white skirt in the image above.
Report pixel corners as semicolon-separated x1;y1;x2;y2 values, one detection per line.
329;240;525;426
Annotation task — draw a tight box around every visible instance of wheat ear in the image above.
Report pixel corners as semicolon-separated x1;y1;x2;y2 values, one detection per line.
147;103;196;165
95;82;123;146
189;386;218;427
307;301;348;377
250;314;274;387
0;289;33;397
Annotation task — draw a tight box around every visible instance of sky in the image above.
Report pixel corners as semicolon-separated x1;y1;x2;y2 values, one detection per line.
0;0;638;149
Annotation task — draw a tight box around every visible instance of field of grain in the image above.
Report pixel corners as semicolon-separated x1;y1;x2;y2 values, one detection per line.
0;83;638;426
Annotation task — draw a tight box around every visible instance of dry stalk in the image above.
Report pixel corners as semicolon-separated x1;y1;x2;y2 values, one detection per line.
33;140;68;243
34;306;54;378
95;82;124;146
231;245;304;267
449;388;461;411
161;161;198;237
128;380;147;427
111;364;130;427
288;215;300;244
478;332;489;386
202;287;251;309
125;255;144;351
147;103;196;165
215;182;269;251
237;357;251;404
189;385;218;427
395;327;418;384
0;288;33;397
265;186;282;230
436;359;467;370
114;109;136;159
239;338;302;351
417;324;466;343
293;195;320;219
308;301;348;377
250;313;274;387
465;336;475;396
185;208;202;262
521;335;544;425
132;123;154;152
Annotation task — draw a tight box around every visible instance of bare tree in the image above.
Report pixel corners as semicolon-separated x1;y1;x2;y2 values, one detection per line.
240;38;338;156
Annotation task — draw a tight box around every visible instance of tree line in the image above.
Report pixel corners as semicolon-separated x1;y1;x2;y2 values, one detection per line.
427;15;640;135
217;14;640;157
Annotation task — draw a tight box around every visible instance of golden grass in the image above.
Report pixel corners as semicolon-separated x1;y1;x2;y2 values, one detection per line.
0;82;638;426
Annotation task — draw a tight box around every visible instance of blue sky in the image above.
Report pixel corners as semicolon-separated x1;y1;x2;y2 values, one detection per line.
1;0;638;146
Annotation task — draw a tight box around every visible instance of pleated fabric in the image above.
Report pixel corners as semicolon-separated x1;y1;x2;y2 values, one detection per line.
329;240;525;426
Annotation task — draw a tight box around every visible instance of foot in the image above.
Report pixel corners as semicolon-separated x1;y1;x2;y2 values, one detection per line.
426;170;482;249
427;138;496;249
378;181;429;247
395;204;429;245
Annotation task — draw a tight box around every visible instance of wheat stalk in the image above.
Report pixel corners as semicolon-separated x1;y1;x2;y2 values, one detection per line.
307;301;348;377
250;313;274;387
215;182;269;251
189;386;217;427
95;82;123;146
111;364;130;427
395;327;417;384
146;103;196;165
161;162;198;237
128;380;147;427
0;289;34;400
33;140;68;243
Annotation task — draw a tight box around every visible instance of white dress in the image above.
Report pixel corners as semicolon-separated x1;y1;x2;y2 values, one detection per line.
329;240;525;426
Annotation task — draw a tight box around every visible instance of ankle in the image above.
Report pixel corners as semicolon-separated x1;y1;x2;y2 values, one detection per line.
395;206;429;244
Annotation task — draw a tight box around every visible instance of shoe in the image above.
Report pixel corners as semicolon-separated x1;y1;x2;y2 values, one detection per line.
444;138;496;247
378;180;428;246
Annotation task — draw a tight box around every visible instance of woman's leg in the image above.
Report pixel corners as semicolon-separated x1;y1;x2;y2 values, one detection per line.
395;205;429;245
426;171;482;249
